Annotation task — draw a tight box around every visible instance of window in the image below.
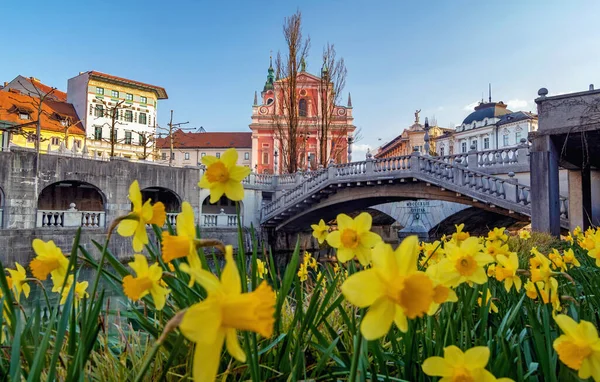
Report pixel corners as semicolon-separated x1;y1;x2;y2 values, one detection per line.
461;141;467;153
125;131;132;144
140;96;147;104
201;152;206;157
126;93;133;101
184;152;190;160
216;152;221;159
139;133;146;146
19;112;30;120
96;87;104;95
111;128;118;142
471;140;477;151
440;147;445;156
51;137;60;145
94;126;102;140
74;139;82;148
262;152;269;165
124;110;133;122
171;152;175;160
299;99;308;117
162;152;167;160
483;137;490;149
267;98;274;105
111;90;119;98
139;113;147;125
27;134;37;143
244;152;249;160
95;105;104;117
503;135;509;147
515;131;522;143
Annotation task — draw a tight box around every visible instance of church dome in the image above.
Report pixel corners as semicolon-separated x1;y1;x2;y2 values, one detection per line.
462;101;512;125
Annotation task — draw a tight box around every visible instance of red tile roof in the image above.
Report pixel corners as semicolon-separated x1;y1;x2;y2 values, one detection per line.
0;91;85;135
24;77;68;102
156;130;252;149
86;71;168;99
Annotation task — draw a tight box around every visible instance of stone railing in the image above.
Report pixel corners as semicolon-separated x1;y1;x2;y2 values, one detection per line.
166;213;177;227
437;143;529;171
0;208;3;228
260;152;570;227
37;209;106;228
201;212;238;227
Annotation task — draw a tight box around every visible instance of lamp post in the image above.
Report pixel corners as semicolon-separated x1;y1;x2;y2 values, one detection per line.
273;150;279;175
347;136;354;162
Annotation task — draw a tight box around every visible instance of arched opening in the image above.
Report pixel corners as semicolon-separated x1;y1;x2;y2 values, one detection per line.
201;195;242;227
0;186;4;228
299;98;307;117
37;180;106;228
141;187;182;227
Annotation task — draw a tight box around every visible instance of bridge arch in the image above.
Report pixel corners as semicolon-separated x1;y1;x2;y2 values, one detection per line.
37;180;106;227
141;186;182;213
428;207;527;238
200;195;243;227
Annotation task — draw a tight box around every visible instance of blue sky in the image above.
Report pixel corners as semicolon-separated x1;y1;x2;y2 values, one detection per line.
1;0;598;156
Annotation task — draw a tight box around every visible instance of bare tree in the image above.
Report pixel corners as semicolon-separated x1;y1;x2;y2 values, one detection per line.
156;110;190;166
136;131;156;160
273;10;311;174
92;99;132;157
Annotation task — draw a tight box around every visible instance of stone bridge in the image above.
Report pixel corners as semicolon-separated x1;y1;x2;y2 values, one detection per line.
259;150;570;231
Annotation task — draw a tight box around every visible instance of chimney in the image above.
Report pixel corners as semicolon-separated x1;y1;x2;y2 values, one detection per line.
29;77;40;82
590;84;595;91
3;82;7;87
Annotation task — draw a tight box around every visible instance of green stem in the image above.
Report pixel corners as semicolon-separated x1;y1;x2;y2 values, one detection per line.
349;332;363;381
133;341;161;382
90;235;110;301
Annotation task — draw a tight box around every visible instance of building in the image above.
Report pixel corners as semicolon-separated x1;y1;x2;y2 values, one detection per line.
2;75;68;102
433;98;537;156
0;88;85;150
156;130;252;167
249;59;355;174
67;71;168;160
375;112;452;158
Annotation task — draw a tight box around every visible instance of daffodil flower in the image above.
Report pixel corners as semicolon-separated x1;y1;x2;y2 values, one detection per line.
326;212;381;266
562;248;580;268
487;227;508;243
311;219;329;244
6;262;30;302
117;180;166;252
451;223;470;243
30;239;69;282
553;314;600;381
477;290;499;313
199;148;251;203
422;345;514;382
122;254;170;310
54;275;89;306
495;253;522;292
297;263;308;282
256;259;268;279
341;237;434;339
425;263;458;316
178;245;275;382
530;248;553;283
519;230;531;240
484;240;510;260
432;237;493;288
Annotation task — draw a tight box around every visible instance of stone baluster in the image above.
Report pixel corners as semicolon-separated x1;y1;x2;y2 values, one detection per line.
517;138;529;166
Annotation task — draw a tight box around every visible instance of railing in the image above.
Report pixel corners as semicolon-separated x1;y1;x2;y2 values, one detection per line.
201;213;239;227
437;145;528;169
166;213;177;227
0;208;3;228
37;210;106;228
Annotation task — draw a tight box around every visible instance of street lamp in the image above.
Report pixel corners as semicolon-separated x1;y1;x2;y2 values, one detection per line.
273;150;278;175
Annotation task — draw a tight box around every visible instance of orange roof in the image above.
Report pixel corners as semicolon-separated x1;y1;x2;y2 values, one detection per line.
86;71;168;99
156;130;252;149
0;91;85;135
23;77;67;102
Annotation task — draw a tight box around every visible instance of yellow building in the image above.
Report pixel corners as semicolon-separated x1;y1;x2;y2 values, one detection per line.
67;71;168;160
0;88;86;151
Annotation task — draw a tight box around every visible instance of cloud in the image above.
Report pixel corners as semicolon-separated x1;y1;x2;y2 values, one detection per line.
463;101;479;111
507;99;528;110
352;143;372;159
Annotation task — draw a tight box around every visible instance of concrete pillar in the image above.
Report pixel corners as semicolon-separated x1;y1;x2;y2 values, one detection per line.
568;166;592;231
530;134;560;235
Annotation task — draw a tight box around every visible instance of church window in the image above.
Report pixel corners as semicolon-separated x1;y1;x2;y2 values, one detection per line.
267;98;274;105
484;137;490;149
299;99;308;117
262;152;269;165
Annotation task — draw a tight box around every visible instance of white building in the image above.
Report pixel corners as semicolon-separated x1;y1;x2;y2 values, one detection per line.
434;100;537;156
67;71;168;160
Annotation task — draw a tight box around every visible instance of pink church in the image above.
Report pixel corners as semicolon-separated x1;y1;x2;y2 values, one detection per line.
249;59;355;174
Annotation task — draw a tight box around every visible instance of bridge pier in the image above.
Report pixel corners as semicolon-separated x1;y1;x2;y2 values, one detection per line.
530;134;561;235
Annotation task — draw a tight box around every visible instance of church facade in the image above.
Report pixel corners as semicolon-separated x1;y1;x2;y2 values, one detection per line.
249;60;355;174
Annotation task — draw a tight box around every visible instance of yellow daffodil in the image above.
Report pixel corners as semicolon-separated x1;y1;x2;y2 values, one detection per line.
117;180;166;252
55;275;89;306
553;314;600;381
420;241;445;267
530;248;553;283
162;202;203;284
478;290;499;313
519;230;531;240
303;251;312;265
326;212;382;266
549;249;567;272
122;254;170;310
582;229;600;266
341;237;434;339
30;239;69;282
178;245;275;382
297;263;308;282
432;237;493;288
487;264;496;277
256;259;268;279
6;263;30;302
487;227;508;243
333;263;341;274
525;278;560;311
425;263;458;315
168;262;175;272
495;253;522;292
562;248;580;268
562;233;574;245
451;223;470;243
422;345;514;382
573;226;583;238
199;148;251;203
524;280;539;300
311;219;329;244
484;240;510;260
